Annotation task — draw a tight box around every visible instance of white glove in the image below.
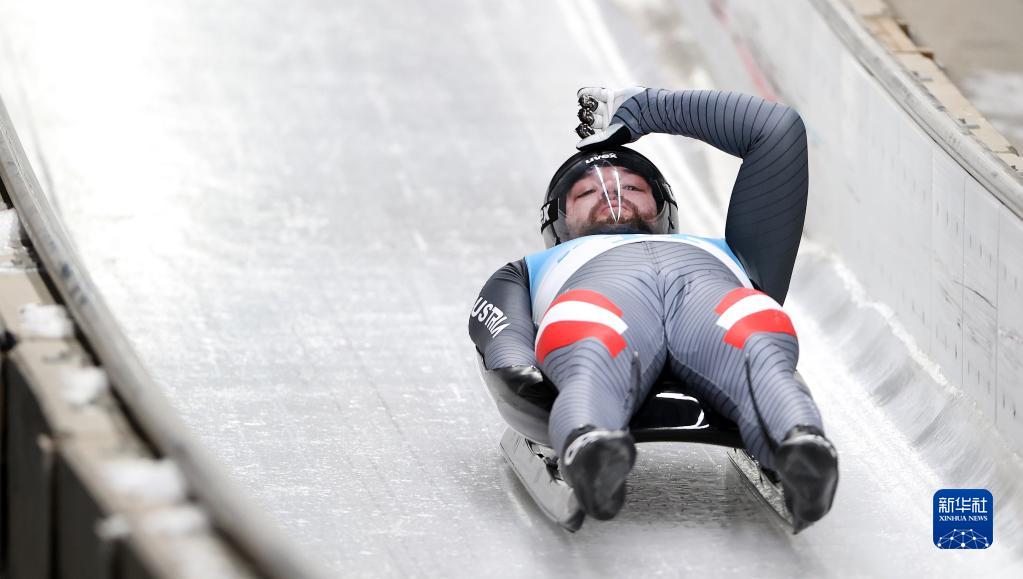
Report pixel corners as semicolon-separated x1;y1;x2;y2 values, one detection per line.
574;86;645;150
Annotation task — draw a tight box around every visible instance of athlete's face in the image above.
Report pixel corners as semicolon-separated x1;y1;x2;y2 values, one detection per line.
564;165;658;238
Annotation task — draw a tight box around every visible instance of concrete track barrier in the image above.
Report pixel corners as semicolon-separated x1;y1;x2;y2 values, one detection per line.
0;94;324;578
687;0;1023;452
686;0;1023;550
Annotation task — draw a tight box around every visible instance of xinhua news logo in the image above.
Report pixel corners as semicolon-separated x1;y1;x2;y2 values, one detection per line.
933;489;993;549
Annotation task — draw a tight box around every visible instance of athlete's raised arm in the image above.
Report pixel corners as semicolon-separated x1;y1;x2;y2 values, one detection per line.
576;87;808;304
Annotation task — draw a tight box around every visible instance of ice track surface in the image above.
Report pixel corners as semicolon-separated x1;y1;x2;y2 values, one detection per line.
0;0;1020;576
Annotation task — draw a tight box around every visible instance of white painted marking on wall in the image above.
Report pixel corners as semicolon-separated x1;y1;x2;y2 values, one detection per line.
801;241;952;391
412;230;428;252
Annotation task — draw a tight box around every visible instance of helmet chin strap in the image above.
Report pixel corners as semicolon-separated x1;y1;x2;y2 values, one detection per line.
582;223;653;236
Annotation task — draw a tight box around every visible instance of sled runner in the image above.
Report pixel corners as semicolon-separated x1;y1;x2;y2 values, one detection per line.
487;361;799;533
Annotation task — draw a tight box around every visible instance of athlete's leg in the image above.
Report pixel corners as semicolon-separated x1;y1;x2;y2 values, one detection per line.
535;246;669;519
536;246;668;457
656;245;823;472
660;244;837;528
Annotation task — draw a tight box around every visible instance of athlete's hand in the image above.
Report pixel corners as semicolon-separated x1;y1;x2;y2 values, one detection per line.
575;86;646;150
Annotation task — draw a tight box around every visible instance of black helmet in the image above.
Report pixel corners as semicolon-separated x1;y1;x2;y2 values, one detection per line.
540;146;678;248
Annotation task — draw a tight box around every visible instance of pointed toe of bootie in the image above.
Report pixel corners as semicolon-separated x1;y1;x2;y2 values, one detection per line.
774;425;839;530
560;427;637;521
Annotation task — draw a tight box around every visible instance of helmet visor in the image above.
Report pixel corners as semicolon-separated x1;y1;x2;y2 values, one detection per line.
559;162;631;223
542;147;678;247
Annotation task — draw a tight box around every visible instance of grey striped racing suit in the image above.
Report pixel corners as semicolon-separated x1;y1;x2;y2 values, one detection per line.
469;89;822;471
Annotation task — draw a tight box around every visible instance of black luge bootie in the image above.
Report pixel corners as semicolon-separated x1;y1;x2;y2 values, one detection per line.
774;424;839;531
560;426;637;520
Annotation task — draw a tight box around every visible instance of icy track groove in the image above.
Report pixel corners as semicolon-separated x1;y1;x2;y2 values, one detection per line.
0;0;1020;575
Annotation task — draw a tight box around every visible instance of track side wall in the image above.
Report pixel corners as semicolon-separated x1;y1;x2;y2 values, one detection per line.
687;0;1023;452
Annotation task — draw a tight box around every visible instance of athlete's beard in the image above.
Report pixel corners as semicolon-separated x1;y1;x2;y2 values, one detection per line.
575;199;656;237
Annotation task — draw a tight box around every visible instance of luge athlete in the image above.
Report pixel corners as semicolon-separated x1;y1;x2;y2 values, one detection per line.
469;87;839;528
